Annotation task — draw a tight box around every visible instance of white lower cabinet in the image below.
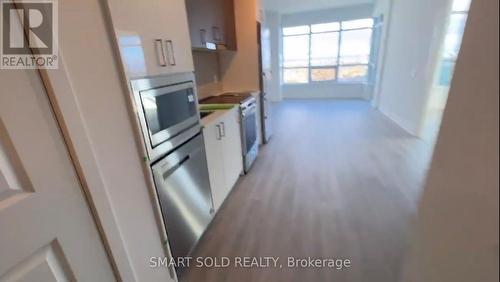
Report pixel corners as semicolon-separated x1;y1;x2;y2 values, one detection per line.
204;118;226;209
203;107;243;211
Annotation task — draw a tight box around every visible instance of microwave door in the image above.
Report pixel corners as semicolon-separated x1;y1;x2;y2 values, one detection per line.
142;96;161;135
140;82;199;147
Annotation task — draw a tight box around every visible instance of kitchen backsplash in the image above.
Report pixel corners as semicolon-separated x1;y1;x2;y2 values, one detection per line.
193;51;222;100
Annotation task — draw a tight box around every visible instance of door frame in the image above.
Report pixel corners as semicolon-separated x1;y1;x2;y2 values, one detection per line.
370;0;393;109
7;0;136;279
16;0;182;279
36;53;136;282
33;8;175;281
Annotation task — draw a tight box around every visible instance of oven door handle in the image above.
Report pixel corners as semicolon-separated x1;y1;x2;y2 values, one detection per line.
161;155;191;179
242;106;256;116
153;146;199;178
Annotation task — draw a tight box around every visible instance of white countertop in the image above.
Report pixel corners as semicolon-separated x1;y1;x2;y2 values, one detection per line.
199;90;259;127
200;105;237;127
200;90;260;100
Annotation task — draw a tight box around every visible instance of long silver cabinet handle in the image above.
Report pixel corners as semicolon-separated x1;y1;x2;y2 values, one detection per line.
212;26;221;41
155;39;167;67
216;124;222;140
165;40;176;66
220;122;226;137
200;29;207;46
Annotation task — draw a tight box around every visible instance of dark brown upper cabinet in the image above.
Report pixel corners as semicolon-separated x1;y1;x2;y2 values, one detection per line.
185;0;237;51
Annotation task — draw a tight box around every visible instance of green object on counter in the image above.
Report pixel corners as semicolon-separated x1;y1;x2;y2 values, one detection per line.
199;104;236;111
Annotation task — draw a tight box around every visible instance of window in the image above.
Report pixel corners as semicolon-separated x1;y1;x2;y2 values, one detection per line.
437;0;471;86
282;18;374;84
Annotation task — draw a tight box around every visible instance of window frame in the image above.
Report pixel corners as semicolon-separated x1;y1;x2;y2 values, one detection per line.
445;9;469;62
309;30;340;83
436;1;470;86
282;28;311;84
282;18;374;85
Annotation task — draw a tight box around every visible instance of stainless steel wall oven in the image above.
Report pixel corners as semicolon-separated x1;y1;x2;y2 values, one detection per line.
131;73;214;278
240;97;258;172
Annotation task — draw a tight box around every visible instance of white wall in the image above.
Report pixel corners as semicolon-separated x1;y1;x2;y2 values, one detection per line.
219;0;260;92
280;4;374;99
402;0;499;280
264;0;372;15
281;3;373;26
192;51;222;99
375;0;451;135
282;83;370;99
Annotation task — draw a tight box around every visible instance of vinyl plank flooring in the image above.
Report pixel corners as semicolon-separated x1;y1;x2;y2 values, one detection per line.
182;100;432;282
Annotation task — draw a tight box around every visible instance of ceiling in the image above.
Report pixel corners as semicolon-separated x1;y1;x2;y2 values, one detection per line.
262;0;373;15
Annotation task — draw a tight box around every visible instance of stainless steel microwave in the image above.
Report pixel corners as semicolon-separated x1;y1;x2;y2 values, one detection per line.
131;73;201;162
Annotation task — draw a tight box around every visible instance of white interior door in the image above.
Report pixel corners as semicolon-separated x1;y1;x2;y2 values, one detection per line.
0;67;116;280
259;20;273;142
260;22;272;96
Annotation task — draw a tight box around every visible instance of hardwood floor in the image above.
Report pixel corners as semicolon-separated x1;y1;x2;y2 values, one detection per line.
182;100;432;282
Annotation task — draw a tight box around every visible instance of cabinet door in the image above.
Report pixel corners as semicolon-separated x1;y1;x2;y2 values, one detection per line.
185;0;236;50
185;0;203;48
221;108;243;191
221;0;237;50
212;0;225;45
108;0;167;78
203;121;226;211
186;0;216;48
107;0;194;78
156;0;194;73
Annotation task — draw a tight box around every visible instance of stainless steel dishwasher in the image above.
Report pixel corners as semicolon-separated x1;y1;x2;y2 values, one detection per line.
151;133;214;261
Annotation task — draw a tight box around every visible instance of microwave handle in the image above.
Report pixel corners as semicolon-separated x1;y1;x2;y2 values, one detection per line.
155;39;167;67
161;155;190;179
